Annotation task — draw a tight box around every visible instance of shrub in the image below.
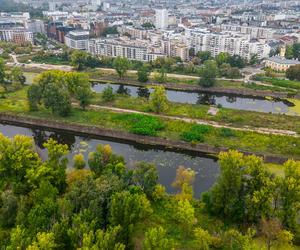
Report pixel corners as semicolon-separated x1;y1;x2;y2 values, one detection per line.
181;124;211;142
102;86;115;102
73;153;86;169
219;128;235;137
115;114;164;136
130;115;165;136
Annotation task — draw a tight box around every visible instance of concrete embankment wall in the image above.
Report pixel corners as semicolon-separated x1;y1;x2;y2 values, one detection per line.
0;113;290;164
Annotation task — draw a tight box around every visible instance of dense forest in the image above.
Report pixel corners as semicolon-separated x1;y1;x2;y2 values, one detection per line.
0;133;299;249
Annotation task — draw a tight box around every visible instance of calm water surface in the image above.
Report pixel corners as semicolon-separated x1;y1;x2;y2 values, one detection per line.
92;82;294;114
0;122;219;197
23;72;294;114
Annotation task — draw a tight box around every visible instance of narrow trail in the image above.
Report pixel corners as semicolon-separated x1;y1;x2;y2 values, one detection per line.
72;103;299;138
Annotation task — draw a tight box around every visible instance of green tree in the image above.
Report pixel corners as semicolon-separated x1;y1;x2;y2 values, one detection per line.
193;227;213;250
113;57;130;78
11;67;26;85
81;226;125;250
70;50;88;70
228;55;246;68
153;68;167;83
142;226;173;250
27;181;59;233
137;65;150;83
27;232;56;250
0;190;18;228
215;52;230;66
73;153;86;169
175;199;195;234
149;86;169;113
26;138;69;192
199;60;218;88
286;64;300;81
250;54;259;65
222;229;256;250
280;160;300;229
285;45;294;59
75;86;92;109
7;226;29;250
102;86;115;102
27;84;42;111
197;51;211;63
0;58;5;83
0;133;41;194
43;83;71;117
203;150;247;221
132;162;158;197
110;191;152;243
260;218;294;250
292;43;300;60
88;144;124;176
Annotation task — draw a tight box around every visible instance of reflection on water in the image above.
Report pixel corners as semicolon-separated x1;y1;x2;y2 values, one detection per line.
0;122;219;197
92;82;293;114
137;87;151;99
22;73;294;114
197;93;216;105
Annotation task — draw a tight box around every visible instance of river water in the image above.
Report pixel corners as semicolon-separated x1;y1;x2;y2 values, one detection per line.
24;72;294;115
0;122;220;197
92;82;294;114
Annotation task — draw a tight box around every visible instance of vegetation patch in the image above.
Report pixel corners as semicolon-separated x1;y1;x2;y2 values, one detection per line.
219;128;236;137
114;113;165;136
181;124;212;142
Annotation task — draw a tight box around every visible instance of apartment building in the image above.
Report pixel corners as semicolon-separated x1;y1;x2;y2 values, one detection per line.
219;24;275;40
88;38;164;61
162;39;189;61
190;30;270;60
0;27;34;44
65;30;90;50
155;9;168;30
118;26;148;39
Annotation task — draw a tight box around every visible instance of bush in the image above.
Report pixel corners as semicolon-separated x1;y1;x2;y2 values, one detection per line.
102;86;115;102
130;115;164;136
181;124;211;142
219;128;235;137
115;114;164;136
73;153;86;169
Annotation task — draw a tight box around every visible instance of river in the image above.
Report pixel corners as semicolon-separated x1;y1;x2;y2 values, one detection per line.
24;72;295;115
0;122;220;197
93;82;294;114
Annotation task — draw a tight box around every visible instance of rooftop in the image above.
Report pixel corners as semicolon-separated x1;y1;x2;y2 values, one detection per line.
266;56;300;65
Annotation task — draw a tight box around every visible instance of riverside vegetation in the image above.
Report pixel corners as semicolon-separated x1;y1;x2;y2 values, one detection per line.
0;69;299;158
0;133;299;249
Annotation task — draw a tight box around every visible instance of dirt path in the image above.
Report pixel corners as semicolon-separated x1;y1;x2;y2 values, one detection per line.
73;103;298;137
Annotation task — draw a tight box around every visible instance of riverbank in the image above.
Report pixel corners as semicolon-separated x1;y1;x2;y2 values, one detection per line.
18;64;298;99
0;112;296;164
90;76;293;100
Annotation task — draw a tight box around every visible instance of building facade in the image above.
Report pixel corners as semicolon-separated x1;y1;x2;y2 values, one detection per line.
0;27;34;44
88;38;164;61
65;30;90;50
155;9;168;30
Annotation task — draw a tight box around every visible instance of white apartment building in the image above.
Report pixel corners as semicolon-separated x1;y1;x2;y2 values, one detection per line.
219;24;275;40
88;38;165;62
162;39;189;61
155;9;168;30
190;30;270;60
0;27;33;44
65;30;89;50
118;26;148;39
